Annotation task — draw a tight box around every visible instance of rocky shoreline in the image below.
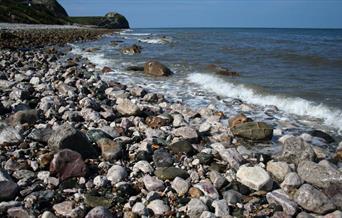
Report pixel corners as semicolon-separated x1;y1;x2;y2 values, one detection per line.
0;27;341;218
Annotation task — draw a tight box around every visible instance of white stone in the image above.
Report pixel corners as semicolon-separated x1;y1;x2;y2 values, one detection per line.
199;122;211;133
200;211;216;218
194;179;219;199
212;199;230;217
171;177;189;196
147;200;170;215
209;171;226;189
133;161;153;174
41;211;57;218
106;165;127;184
236;165;273;191
132;202;146;216
266;161;291;182
93;175;108;188
37;171;50;181
187;199;208;218
143;175;164;192
53;201;74;217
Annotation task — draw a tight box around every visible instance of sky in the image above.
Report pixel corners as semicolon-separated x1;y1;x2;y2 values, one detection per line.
59;0;342;28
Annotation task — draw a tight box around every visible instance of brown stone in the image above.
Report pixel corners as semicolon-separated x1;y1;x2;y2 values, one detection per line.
121;44;141;55
144;60;172;76
228;113;252;128
102;66;112;73
50;149;86;181
145;116;169;128
207;64;240;77
188;187;204;198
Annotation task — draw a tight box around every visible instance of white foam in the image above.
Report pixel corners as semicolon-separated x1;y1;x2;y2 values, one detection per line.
188;73;342;132
120;32;152;36
138;38;172;44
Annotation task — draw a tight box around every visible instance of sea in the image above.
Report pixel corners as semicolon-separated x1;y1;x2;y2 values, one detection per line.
70;28;342;141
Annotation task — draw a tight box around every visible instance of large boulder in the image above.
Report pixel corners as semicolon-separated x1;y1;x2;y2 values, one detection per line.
144;60;173;76
0;169;19;201
231;122;273;141
98;12;129;29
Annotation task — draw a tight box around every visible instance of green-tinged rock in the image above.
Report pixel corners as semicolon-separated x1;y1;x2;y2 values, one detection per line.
232;122;273;141
154;167;189;180
197;152;214;165
84;194;112;208
87;129;113;144
169;140;194;154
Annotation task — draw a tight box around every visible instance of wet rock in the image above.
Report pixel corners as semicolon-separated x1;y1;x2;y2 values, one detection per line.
228;113;252;128
0;169;19;201
143;175;165;192
169;140;194;154
0;124;22;145
266;189;298;216
9;109;38;125
101;66;113;73
7;207;30;218
147;199;170;215
28;127;53;143
48;123;98;159
173;126;198;142
126;66;144;72
294;184;335;214
212;199;230;217
280;172;303;195
50;149;86;181
121;44;142;55
153;149;174;167
194;179;220;199
155;167;189;180
85;206;114;218
116;98;140;116
277;136;316;165
171;177;189;196
97;138;122;161
144;60;172;76
187;198;208;218
266;161;291;182
309;130;334;143
222;190;242;205
106;165;127;184
207;64;240;77
236;165;273;191
297;160;341;189
231;122;273;141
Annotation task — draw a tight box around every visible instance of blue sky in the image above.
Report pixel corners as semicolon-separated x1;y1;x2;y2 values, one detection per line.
59;0;342;28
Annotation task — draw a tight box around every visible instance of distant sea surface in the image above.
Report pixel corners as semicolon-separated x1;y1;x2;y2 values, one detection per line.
71;28;342;137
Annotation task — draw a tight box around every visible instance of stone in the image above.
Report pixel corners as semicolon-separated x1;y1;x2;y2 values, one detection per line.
93;175;108;188
212;199;230;217
236;165;273;191
200;211;216;218
48;123;98;159
153;149;174;167
231;122;273;140
294;184;335;215
84;194;112;208
171;177;189;196
120;44;142;55
0;169;19;201
297;160;342;189
13;169;35;180
169;140;194;154
0;124;22;145
116;98;140;116
189;187;204;198
101;66;113;73
277;136;316;165
266;161;291;182
222;190;242;205
106;165;127;184
194;179;220;199
143;175;165;192
144;60;172;76
28;127;53;143
280;172;303;195
155;167;189;180
0;201;21;213
9;109;38;125
132;161;153;174
7;207;30;218
41;211;57;218
187;199;208;218
49;149;87;181
266;189;298;216
173;126;198;142
228;113;252;128
87;129;113;143
199;122;211;133
197;152;214;165
53;201;75;217
97;138;122;161
147;200;170;215
132;202;146;216
85;206;113;218
145;116;169;128
209;170;226;189
309;130;334;143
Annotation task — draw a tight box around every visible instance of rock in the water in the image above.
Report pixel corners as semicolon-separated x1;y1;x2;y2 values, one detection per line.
120;44;141;55
169;140;194;154
144;60;173;76
294;184;335;214
266;189;298;216
266;161;291;182
116;98;140;116
155;167;189;180
97;138;122;161
277;136;316;165
309;130;334;143
48;123;98;159
147;199;170;215
153;149;174;167
171;177;190;197
232;122;273;141
0;169;19;201
228;113;252;128
187;199;208;218
0;124;22;145
106;165;127;184
49;149;86;181
85;206;113;218
297;160;341;189
236;165;273;191
173;126;198;142
143;175;165;192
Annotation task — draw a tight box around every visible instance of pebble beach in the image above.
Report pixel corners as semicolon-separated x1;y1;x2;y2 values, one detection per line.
0;24;341;218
